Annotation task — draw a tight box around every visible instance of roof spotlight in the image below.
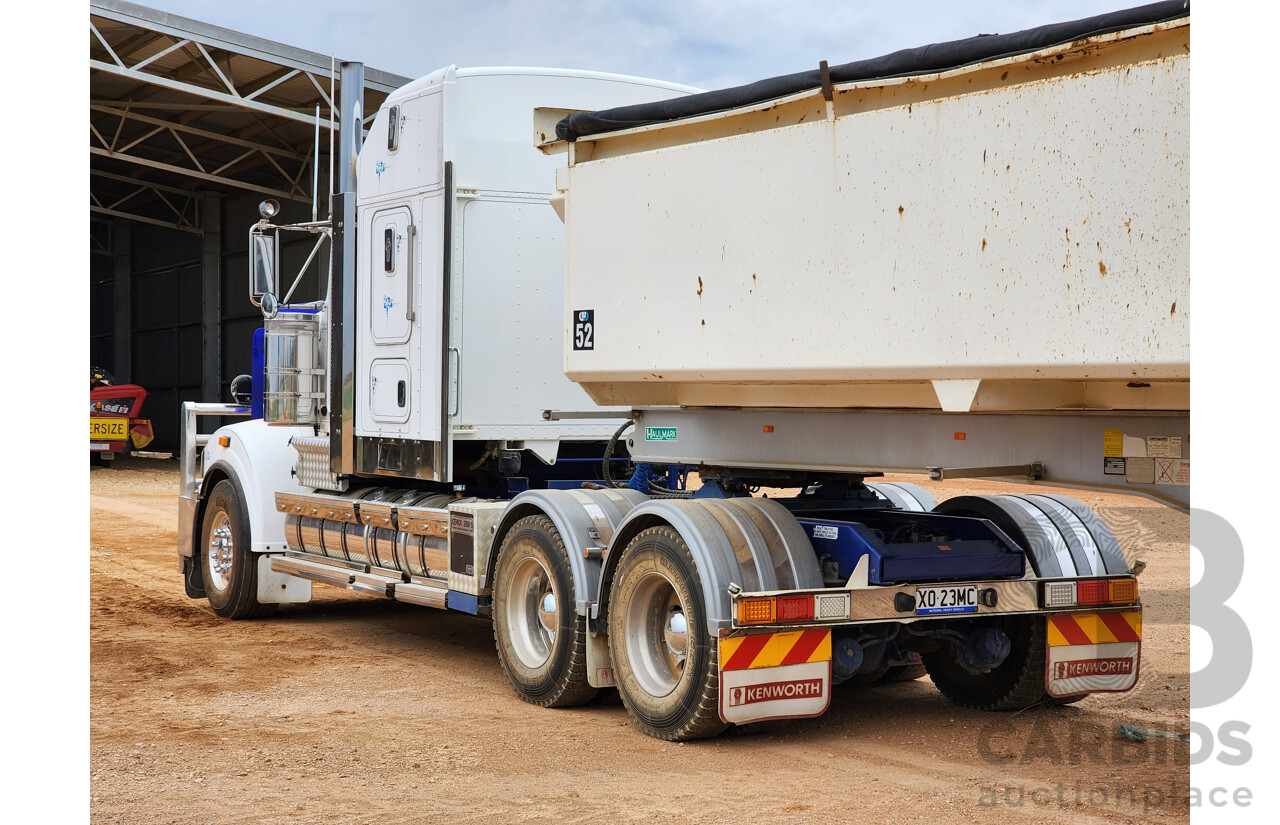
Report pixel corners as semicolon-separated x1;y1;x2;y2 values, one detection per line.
258;199;280;219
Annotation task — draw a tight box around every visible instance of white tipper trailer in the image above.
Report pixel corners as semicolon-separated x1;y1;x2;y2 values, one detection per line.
179;2;1188;740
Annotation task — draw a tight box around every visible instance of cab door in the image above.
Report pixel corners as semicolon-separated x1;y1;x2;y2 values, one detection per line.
370;207;412;345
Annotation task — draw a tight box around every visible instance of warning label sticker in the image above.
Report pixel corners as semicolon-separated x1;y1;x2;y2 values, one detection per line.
1103;457;1126;475
1155;458;1190;486
1103;429;1123;458
811;524;839;541
1147;436;1182;459
1125;457;1156;485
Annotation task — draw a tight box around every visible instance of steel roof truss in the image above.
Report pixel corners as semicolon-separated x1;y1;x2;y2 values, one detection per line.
91;204;202;235
90;146;306;203
91;105;308;161
89;21;125;68
246;69;301;102
92;169;197;197
90;58;327;127
130;37;190;73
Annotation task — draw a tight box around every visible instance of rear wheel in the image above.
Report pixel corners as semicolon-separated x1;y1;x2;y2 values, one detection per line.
608;527;726;741
492;515;597;707
922;616;1046;711
201;480;277;619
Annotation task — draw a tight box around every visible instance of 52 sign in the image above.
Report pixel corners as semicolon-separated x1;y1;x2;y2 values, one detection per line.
573;309;594;351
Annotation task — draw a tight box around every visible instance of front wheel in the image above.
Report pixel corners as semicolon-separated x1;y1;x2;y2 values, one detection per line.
608;526;726;741
200;479;277;619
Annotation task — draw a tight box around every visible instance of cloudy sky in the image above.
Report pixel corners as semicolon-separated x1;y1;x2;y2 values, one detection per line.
148;0;1131;90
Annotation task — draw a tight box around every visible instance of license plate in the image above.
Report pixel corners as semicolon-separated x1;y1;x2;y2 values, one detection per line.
90;418;128;441
915;584;978;615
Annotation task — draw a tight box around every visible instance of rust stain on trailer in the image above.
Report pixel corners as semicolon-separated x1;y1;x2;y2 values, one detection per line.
1099;261;1108;275
697;276;704;296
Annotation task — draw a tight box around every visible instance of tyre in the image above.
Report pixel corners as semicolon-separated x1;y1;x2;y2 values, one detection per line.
200;479;277;619
878;663;928;683
607;526;727;741
492;515;597;708
922;616;1047;711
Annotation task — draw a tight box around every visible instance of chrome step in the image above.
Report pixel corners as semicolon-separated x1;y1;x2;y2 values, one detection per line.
395;580;448;609
351;569;401;597
271;554;355;587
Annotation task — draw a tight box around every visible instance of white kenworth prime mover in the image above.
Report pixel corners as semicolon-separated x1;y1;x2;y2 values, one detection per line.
179;2;1188;740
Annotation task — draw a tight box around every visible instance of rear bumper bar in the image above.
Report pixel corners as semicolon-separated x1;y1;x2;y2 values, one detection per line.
729;571;1141;632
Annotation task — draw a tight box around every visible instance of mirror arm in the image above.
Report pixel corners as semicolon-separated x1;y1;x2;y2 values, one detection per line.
281;231;330;306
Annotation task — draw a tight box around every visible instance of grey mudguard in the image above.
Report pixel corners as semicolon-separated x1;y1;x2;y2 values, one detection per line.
1035;494;1129;575
599;498;822;635
933;493;1125;579
487;487;648;615
867;481;937;512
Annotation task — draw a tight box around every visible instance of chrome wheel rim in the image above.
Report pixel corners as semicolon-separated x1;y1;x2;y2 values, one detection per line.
507;556;557;669
624;572;688;698
207;511;234;591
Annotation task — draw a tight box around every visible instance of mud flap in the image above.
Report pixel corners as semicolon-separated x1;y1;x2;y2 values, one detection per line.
130;419;154;450
718;629;832;724
1045;611;1141;697
256;555;312;604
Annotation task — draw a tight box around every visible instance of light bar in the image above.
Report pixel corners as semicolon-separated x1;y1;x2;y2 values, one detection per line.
1041;577;1139;609
735;591;851;625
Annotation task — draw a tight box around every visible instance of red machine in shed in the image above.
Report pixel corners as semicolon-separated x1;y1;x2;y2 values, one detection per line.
90;366;153;462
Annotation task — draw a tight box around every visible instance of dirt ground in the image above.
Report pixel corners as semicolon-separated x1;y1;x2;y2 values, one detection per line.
90;457;1189;824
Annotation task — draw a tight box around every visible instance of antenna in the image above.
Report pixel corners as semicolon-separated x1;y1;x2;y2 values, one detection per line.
328;55;335;218
312;105;320;223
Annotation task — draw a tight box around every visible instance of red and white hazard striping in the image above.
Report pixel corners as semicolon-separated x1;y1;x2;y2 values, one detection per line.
1047;611;1141;646
718;628;831;671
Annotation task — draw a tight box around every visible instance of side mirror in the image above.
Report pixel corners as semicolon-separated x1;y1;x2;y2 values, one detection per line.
249;228;279;311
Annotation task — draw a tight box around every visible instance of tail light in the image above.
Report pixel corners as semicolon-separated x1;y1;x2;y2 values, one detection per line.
737;597;775;625
736;594;820;625
1109;578;1138;604
1077;579;1109;606
775;594;814;623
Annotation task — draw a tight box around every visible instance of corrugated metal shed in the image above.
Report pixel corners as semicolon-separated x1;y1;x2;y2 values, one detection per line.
89;0;412;451
90;0;408;233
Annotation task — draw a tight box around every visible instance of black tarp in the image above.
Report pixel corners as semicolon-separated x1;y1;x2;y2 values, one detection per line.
556;0;1189;142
